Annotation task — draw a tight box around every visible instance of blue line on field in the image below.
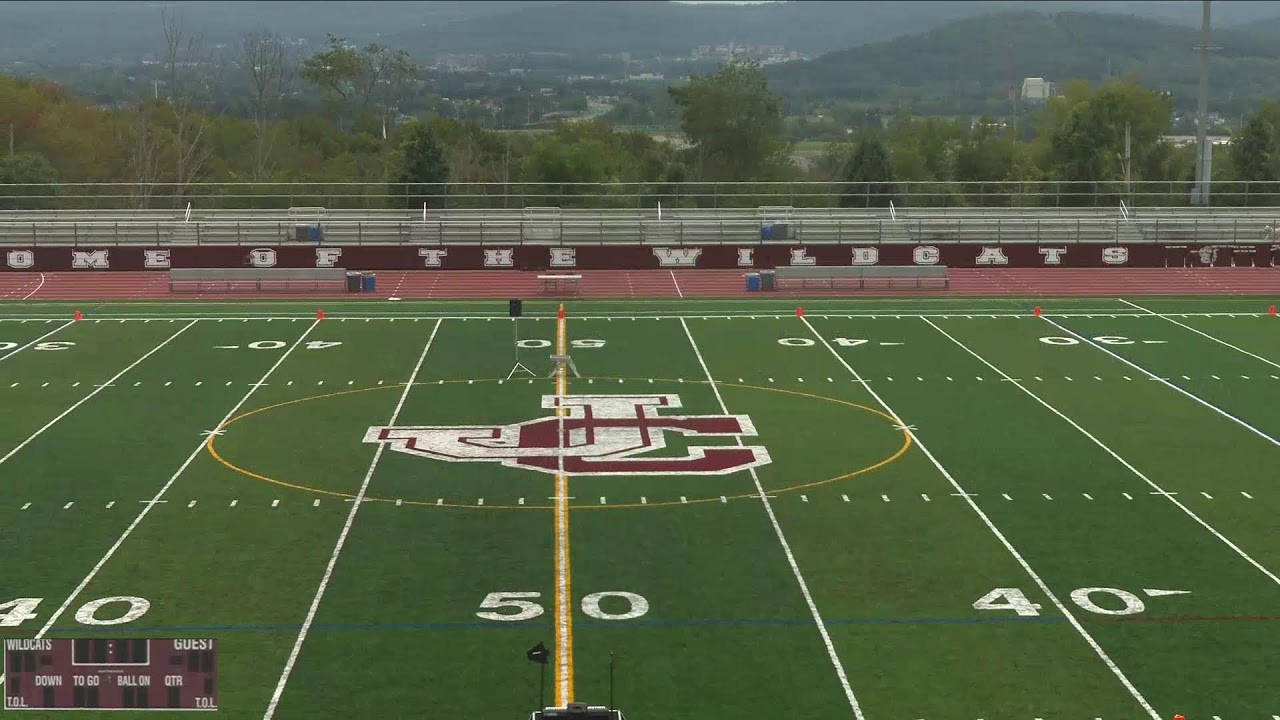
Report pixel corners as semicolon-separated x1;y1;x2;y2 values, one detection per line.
35;614;1064;636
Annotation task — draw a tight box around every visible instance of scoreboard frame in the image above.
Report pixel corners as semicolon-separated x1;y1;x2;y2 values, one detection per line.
3;639;217;712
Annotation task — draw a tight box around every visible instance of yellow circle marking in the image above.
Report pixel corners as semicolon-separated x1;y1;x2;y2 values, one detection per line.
205;378;912;510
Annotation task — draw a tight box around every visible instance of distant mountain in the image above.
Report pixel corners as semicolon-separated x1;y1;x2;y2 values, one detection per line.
3;0;1280;66
764;11;1280;115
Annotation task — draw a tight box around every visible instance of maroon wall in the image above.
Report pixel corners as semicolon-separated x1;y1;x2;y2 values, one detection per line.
2;243;1276;272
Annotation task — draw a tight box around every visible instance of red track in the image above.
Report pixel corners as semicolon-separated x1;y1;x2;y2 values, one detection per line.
1;268;1279;302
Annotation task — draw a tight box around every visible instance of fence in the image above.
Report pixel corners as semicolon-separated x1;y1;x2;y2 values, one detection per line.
4;180;1280;211
2;207;1275;247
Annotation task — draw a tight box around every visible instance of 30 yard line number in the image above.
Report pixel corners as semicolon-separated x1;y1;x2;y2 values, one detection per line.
476;591;648;622
0;341;74;352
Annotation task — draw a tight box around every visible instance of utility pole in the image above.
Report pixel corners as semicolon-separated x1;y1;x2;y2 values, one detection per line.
1193;0;1216;206
1124;121;1132;204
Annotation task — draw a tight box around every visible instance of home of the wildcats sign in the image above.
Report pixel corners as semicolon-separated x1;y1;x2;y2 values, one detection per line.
2;244;1274;270
364;394;771;476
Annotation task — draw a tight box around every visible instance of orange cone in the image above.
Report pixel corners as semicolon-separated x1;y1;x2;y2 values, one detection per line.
796;307;805;317
1173;714;1185;720
73;310;83;321
1033;306;1042;317
316;309;325;320
1269;305;1276;316
557;304;566;320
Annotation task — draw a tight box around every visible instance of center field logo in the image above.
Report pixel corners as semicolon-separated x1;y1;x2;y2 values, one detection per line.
364;394;771;476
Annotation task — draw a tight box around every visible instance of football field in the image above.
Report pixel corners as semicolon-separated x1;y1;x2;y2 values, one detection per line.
2;295;1280;719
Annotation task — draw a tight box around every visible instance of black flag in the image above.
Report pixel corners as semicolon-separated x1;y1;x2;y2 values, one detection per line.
527;641;550;665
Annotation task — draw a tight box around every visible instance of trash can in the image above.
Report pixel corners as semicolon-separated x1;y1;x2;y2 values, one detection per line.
760;269;776;292
360;272;376;293
745;272;761;292
346;272;361;293
760;224;774;241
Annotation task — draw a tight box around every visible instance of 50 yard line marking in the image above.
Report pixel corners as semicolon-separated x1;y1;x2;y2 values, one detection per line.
263;319;442;719
554;304;574;707
0;317;319;690
799;315;1159;720
679;317;866;720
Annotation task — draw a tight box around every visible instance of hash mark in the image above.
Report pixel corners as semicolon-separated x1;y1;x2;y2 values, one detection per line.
600;497;606;505
841;494;850;502
1123;492;1133;500
133;381;141;386
230;500;238;508
680;496;688;504
1243;491;1254;499
1042;493;1053;500
105;501;114;509
73;382;81;387
641;496;648;505
1201;492;1213;499
720;496;727;504
881;494;890;502
348;380;354;385
1182;375;1191;380
195;381;202;386
1150;491;1178;497
42;382;49;387
21;502;30;510
9;382;16;388
1243;375;1251;380
477;498;485;507
395;499;403;507
886;377;894;382
946;376;953;381
921;493;930;502
518;498;525;505
1211;375;1221;380
436;498;443;506
188;500;197;508
1002;493;1012;501
1083;493;1093;500
1094;376;1103;381
1064;376;1073;381
313;499;320;507
62;502;73;510
1034;376;1043;382
801;495;809;502
271;499;280;508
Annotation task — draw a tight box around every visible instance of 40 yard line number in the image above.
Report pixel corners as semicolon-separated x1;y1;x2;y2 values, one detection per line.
0;596;150;627
975;587;1148;617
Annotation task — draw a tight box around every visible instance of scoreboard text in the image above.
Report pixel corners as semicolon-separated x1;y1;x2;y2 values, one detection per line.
4;639;217;711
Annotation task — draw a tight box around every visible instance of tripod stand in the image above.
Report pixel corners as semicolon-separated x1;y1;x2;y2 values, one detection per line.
507;315;535;380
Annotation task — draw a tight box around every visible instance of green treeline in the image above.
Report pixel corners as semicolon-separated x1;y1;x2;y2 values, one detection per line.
2;59;1279;209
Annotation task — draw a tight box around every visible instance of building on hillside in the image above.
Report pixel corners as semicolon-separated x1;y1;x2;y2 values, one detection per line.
1020;77;1053;102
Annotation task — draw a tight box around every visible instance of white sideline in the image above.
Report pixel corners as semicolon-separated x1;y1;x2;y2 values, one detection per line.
0;319;74;362
1119;298;1280;372
0;319;199;468
921;316;1280;589
0;318;321;689
1040;317;1280;450
799;315;1160;720
263;318;443;720
679;318;866;720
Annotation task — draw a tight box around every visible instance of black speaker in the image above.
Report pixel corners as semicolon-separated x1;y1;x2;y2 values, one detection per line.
509;298;523;318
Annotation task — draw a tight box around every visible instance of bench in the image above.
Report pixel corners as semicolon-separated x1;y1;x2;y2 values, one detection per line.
772;266;949;290
538;274;582;296
169;268;349;293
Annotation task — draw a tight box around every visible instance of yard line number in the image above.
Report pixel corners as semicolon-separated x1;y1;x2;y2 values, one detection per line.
515;339;606;349
975;587;1147;617
0;341;75;352
1040;335;1143;346
229;340;343;350
777;338;869;347
0;596;150;627
477;591;649;622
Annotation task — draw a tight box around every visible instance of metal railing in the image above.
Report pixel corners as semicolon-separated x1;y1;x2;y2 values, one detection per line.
5;180;1280;211
1;209;1274;247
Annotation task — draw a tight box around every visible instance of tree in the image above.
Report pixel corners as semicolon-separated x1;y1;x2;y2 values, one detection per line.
669;61;788;182
158;8;220;206
387;121;448;209
241;30;292;181
300;34;420;138
1228;102;1280;204
839;131;896;208
0;152;59;209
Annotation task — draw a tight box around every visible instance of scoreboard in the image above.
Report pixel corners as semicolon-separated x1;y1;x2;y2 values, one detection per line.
4;639;217;711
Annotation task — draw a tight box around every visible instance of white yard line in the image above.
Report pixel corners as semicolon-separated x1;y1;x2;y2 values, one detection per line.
799;315;1160;720
0;319;74;363
922;317;1280;589
0;319;199;468
263;318;443;720
0;318;321;689
1040;316;1280;450
679;318;866;720
1119;298;1280;372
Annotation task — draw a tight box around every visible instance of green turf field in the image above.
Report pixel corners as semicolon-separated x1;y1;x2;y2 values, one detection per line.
2;295;1280;720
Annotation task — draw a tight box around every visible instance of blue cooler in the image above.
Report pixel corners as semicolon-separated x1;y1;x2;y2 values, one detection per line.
745;272;761;292
360;272;376;293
